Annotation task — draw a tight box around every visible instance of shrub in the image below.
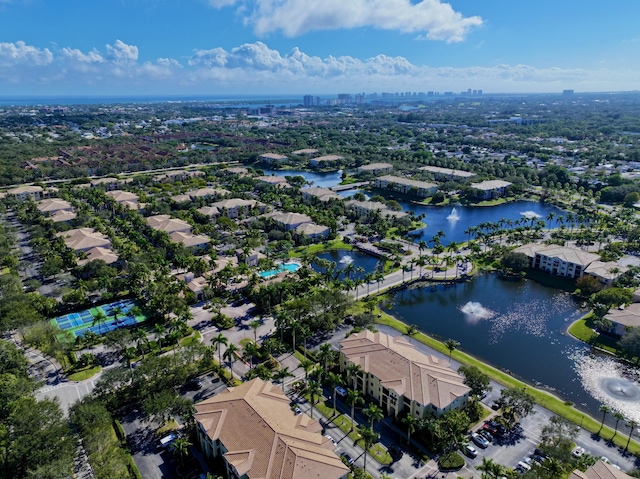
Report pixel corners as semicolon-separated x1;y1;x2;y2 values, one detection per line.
438;451;465;470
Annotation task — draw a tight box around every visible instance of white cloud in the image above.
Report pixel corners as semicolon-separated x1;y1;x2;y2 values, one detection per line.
226;0;483;42
0;39;638;94
60;47;104;63
105;40;139;63
0;41;53;66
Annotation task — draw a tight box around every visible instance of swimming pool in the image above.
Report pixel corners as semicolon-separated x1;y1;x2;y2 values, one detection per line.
258;262;300;278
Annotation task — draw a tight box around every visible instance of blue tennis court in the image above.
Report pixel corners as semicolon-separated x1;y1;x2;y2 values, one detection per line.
51;299;147;338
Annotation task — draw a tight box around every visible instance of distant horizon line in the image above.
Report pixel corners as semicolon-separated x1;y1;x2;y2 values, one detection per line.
1;90;639;107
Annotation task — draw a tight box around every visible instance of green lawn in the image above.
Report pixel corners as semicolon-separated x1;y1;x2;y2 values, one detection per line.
290;239;354;257
568;314;634;358
67;365;102;381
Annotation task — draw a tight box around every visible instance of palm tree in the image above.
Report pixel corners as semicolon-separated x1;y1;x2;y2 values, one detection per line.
92;310;108;335
299;358;316;381
243;341;259;370
402;414;418;445
613;411;624;438
444;338;460;363
172;437;192;466
625;419;638;451
326;372;343;415
346;389;364;431
153;323;166;349
223;343;239;378
249;319;261;344
211;332;228;366
363;404;384;427
346;363;363;390
356;425;379;475
317;343;336;379
306;380;323;419
405;324;419;342
476;457;505;479
598;404;610;434
273;366;294;394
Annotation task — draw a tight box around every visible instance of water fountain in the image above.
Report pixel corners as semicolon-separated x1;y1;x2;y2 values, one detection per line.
460;301;495;324
447;207;461;221
520;210;542;219
339;255;354;265
573;352;640;422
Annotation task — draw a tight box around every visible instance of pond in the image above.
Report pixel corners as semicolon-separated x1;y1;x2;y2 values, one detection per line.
312;250;381;280
384;273;605;416
398;200;565;246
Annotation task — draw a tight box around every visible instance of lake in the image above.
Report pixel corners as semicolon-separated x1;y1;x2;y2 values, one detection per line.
384;273;602;415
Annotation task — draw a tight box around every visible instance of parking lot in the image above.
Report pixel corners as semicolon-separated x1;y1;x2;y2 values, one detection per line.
120;373;228;479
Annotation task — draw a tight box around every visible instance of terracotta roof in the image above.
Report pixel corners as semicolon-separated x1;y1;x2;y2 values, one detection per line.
358;162;393;171
37;198;73;213
78;246;119;266
513;243;600;267
270;212;313;226
377;175;437;190
106;190;139;203
194;378;348;479
339;330;470;409
169;231;211;247
470;179;512;190
569;460;631;479
49;210;77;223
295;223;330;236
146;215;192;233
57;228;111;251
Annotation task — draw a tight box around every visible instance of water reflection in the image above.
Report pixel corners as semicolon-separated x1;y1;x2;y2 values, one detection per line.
387;274;597;413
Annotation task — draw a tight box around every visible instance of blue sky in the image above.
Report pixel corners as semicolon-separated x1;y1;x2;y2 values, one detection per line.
1;0;639;96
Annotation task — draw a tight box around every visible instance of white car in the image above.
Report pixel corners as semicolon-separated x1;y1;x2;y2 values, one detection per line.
464;445;478;458
572;446;585;457
324;435;337;446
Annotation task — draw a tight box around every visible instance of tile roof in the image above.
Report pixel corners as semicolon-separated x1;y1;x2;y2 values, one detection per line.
194;378;348;479
146;215;192;233
513;243;600;266
339;330;470;409
569;460;631;479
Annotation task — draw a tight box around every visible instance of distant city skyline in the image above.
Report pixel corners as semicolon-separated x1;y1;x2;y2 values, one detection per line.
1;0;639;96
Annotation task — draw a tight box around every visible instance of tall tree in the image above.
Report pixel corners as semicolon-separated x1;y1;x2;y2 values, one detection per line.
355;425;379;476
223;343;239;378
444;338;460;362
346;388;364;431
211;332;228;367
363;404;384;427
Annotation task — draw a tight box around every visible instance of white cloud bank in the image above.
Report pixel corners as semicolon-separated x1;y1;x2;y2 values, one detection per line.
207;0;483;42
0;39;637;95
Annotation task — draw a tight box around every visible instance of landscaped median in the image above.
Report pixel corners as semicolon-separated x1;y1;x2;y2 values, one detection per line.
302;393;393;466
373;306;640;456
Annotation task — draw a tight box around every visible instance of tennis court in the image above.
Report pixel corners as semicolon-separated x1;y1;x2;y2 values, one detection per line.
51;299;147;338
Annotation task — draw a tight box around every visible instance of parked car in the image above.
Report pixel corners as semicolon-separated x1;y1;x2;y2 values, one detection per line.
464;445;478;458
478;429;493;442
324;435;337;446
341;453;354;465
471;432;489;449
335;386;347;397
516;461;531;473
294;407;302;415
572;446;585;457
158;433;177;450
483;423;498;435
